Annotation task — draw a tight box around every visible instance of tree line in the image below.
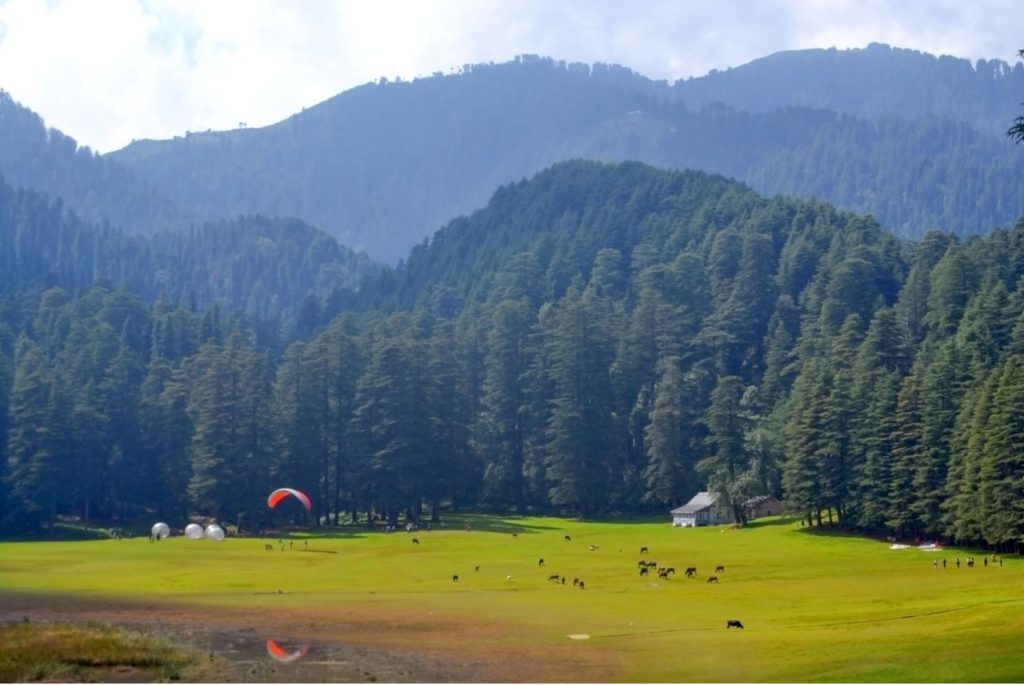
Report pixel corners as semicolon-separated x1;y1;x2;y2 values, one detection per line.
2;161;1024;552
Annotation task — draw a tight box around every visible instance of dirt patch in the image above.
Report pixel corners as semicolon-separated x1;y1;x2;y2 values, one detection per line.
0;592;620;682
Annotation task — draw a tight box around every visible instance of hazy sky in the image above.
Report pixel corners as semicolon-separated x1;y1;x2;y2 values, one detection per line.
1;0;1021;153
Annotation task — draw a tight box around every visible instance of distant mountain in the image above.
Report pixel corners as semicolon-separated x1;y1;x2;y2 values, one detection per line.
672;42;1024;137
2;45;1022;264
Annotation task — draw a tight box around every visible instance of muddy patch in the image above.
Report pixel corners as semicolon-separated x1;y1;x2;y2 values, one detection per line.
136;623;476;683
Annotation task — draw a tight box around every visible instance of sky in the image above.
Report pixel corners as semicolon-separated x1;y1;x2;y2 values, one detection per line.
0;0;1022;154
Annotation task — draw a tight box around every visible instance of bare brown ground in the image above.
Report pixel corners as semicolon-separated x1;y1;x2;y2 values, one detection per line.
0;591;623;682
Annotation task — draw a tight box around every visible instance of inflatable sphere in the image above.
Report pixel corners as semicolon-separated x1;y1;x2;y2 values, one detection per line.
205;524;226;542
184;523;204;540
151;522;171;539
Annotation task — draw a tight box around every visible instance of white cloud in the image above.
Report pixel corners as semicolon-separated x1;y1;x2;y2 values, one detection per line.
0;0;1021;153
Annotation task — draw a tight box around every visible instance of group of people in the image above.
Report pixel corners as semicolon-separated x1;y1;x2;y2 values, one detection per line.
932;555;1002;569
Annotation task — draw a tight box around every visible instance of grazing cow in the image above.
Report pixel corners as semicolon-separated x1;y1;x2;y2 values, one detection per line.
664;567;675;576
412;538;420;544
640;566;649;576
512;533;518;538
475;565;480;572
685;567;697;577
538;558;545;566
637;560;647;569
715;565;725;573
658;568;670;579
640;546;649;554
565;535;572;541
265;544;274;551
706;575;719;584
589;544;598;551
573;577;579;587
578;580;585;590
452;575;459;582
561;577;566;585
726;620;744;629
549;574;561;582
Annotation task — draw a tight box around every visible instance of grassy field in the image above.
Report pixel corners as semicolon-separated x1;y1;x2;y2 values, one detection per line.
1;515;1021;682
0;620;224;682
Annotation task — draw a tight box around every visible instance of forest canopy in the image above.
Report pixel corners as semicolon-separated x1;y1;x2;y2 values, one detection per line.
2;160;1024;551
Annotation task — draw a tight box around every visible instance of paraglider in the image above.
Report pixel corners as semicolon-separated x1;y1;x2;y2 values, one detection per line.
205;524;225;542
184;523;204;540
265;639;309;664
151;522;170;540
267;488;312;512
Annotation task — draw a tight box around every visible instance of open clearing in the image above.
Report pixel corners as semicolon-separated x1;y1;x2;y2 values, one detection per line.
1;516;1022;682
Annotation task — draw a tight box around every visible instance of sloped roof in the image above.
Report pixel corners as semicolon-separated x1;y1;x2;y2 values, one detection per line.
744;495;779;508
670;491;719;514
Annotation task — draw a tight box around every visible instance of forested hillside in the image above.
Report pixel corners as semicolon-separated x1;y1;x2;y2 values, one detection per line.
0;177;377;337
3;161;1023;551
3;46;1022;263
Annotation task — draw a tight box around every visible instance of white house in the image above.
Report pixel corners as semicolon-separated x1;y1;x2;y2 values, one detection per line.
670;491;732;527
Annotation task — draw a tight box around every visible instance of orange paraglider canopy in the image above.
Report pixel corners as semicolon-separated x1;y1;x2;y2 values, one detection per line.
267;487;312;511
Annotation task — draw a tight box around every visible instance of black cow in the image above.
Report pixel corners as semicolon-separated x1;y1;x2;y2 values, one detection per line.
412;538;420;544
726;620;744;629
685;567;697;577
640;566;649;576
452;575;459;582
658;568;670;579
663;567;675;576
715;565;725;573
578;580;585;589
706;575;718;584
565;535;572;541
640;546;649;554
538;558;545;566
548;574;561;582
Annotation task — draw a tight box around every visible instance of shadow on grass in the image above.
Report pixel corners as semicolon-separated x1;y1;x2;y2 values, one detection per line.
0;523;113;543
743;516;799;530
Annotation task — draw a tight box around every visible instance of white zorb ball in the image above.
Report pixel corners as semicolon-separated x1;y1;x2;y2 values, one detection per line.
205;524;225;542
184;523;204;540
151;522;171;539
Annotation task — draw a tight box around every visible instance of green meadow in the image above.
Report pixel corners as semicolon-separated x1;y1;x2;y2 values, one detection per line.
1;516;1021;682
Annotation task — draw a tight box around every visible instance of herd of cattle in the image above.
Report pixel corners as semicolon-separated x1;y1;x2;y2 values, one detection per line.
443;533;744;629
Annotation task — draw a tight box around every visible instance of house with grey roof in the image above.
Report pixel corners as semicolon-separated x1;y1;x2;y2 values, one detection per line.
670;491;731;527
